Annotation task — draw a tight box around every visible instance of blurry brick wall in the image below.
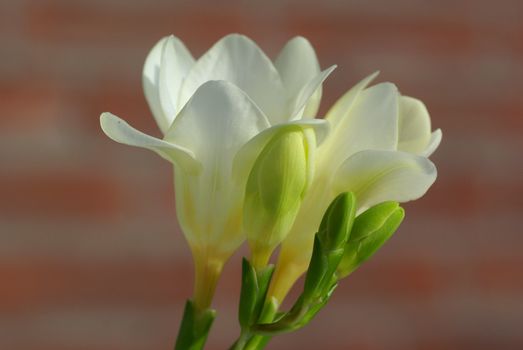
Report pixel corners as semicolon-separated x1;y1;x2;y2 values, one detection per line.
1;0;522;349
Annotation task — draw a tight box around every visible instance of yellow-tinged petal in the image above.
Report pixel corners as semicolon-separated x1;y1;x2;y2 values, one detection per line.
165;80;270;255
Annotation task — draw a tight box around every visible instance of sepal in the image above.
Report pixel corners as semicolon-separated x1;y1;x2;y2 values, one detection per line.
238;258;275;329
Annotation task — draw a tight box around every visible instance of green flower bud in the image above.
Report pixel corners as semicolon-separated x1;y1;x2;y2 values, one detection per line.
337;201;405;279
244;126;311;269
318;192;356;253
302;192;355;302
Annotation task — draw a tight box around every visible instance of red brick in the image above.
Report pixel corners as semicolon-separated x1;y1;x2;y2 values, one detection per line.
0;259;192;314
475;257;523;295
0;170;124;219
78;79;159;137
340;257;448;301
0;80;63;132
25;1;248;49
282;10;476;55
406;157;523;217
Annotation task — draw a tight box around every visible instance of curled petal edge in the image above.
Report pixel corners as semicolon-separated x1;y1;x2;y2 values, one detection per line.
100;112;201;174
333;149;437;211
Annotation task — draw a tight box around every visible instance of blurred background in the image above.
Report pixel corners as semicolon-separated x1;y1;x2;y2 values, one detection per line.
1;0;522;349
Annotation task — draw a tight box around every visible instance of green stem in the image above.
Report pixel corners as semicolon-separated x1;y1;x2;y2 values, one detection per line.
243;334;270;350
229;330;252;350
236;297;279;349
231;260;277;350
174;300;215;350
192;253;224;311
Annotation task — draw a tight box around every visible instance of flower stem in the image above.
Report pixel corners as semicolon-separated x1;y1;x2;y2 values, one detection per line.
192;251;224;311
250;245;273;271
229;331;252;350
174;300;215;350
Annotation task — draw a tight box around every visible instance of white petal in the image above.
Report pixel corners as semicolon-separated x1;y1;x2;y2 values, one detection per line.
326;71;379;126
165;80;271;157
179;34;287;125
164;80;271;250
233;119;329;183
142;37;167;132
158;36;195;128
289;65;336;120
397;96;432;155
319;82;399;171
99;112;199;173
275;37;320;95
143;36;194;134
422;129;442;157
333;150;437;210
274;37;323;118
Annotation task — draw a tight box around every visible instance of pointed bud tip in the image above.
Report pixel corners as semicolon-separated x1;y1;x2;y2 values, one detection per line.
349;201;402;242
337;202;405;279
318;192;356;252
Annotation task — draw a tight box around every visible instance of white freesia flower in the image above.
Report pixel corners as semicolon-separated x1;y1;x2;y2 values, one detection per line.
268;72;442;302
99;34;332;309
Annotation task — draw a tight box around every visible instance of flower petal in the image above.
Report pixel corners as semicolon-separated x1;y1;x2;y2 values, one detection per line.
179;34;287;125
274;37;324;118
326;71;379;126
99;112;200;173
158;36;195;128
165;80;271;157
423;129;442;157
163;80;271;251
333;150;437;211
320;82;399;171
397;96;432;155
289;65;337;120
275;37;320;95
143;36;194;134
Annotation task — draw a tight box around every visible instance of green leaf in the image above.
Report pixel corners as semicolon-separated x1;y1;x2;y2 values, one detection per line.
337;201;405;278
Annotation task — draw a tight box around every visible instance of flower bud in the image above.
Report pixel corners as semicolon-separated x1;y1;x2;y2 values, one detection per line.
318;192;356;253
244;126;311;268
337;201;404;278
302;192;355;300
